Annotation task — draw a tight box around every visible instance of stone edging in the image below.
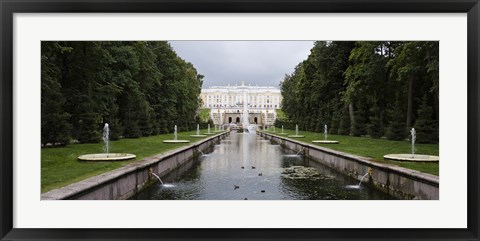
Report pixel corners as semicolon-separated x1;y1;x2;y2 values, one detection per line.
259;131;439;186
41;132;228;200
258;131;439;199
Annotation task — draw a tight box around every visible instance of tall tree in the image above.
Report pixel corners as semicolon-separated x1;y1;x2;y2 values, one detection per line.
414;94;438;143
60;42;113;143
41;41;204;145
343;41;389;136
41;42;72;146
279;41;438;143
386;95;406;140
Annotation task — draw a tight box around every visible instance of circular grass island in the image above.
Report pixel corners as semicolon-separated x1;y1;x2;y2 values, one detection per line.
383;154;439;162
163;140;190;143
312;140;339;144
288;135;305;138
78;153;136;161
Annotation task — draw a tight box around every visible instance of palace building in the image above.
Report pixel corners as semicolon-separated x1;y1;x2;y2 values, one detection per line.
200;82;282;126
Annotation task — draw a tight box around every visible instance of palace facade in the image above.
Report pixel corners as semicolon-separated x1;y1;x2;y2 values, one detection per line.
200;82;282;126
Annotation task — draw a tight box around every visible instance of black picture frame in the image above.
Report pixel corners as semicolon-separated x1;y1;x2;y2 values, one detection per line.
1;0;479;240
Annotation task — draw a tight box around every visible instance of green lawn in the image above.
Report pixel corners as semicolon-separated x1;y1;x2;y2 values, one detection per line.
41;129;213;193
264;129;439;176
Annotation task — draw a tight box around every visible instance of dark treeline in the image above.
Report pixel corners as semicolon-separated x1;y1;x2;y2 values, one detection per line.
277;41;438;143
42;41;207;146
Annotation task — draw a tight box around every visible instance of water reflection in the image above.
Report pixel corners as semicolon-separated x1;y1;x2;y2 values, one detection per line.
130;132;396;200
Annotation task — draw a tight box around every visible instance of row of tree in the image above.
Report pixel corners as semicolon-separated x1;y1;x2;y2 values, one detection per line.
42;41;205;146
277;41;438;143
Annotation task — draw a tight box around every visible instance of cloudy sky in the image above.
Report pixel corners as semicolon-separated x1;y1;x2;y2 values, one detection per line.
169;41;314;88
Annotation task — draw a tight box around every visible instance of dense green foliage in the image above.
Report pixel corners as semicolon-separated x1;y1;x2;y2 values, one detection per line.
199;108;211;122
41;41;205;145
277;41;439;143
414;94;438;143
386;96;407;140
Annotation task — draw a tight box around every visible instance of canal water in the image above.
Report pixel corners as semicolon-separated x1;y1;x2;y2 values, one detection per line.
130;132;396;200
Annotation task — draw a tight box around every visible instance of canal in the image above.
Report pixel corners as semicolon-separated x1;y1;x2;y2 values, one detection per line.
130;132;396;200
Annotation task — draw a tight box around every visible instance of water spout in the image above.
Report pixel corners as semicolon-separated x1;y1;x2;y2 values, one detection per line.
197;124;200;135
345;172;369;189
208;124;211;133
198;149;209;156
295;124;299;136
150;172;164;185
358;172;369;186
295;148;304;156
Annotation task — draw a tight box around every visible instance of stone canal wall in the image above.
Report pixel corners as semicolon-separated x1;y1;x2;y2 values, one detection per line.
41;133;229;200
258;132;439;200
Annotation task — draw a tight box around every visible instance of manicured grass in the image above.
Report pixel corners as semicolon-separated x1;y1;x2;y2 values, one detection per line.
264;129;439;176
41;129;214;193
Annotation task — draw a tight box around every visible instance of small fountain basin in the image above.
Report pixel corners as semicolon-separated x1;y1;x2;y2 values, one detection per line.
190;134;207;138
384;154;439;162
78;153;136;161
163;140;190;143
312;140;339;144
345;185;362;189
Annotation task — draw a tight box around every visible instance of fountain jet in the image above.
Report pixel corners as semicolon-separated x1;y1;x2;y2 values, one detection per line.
411;127;416;158
204;124;215;135
383;127;438;162
346;172;369;189
312;124;339;144
278;125;287;135
288;124;305;138
163;125;190;143
324;124;328;141
103;123;109;155
190;124;207;138
78;123;136;161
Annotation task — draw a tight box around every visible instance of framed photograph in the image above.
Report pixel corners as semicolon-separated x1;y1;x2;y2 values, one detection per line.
1;0;479;240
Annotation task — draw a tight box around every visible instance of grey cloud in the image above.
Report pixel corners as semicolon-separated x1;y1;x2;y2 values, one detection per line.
169;41;314;88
